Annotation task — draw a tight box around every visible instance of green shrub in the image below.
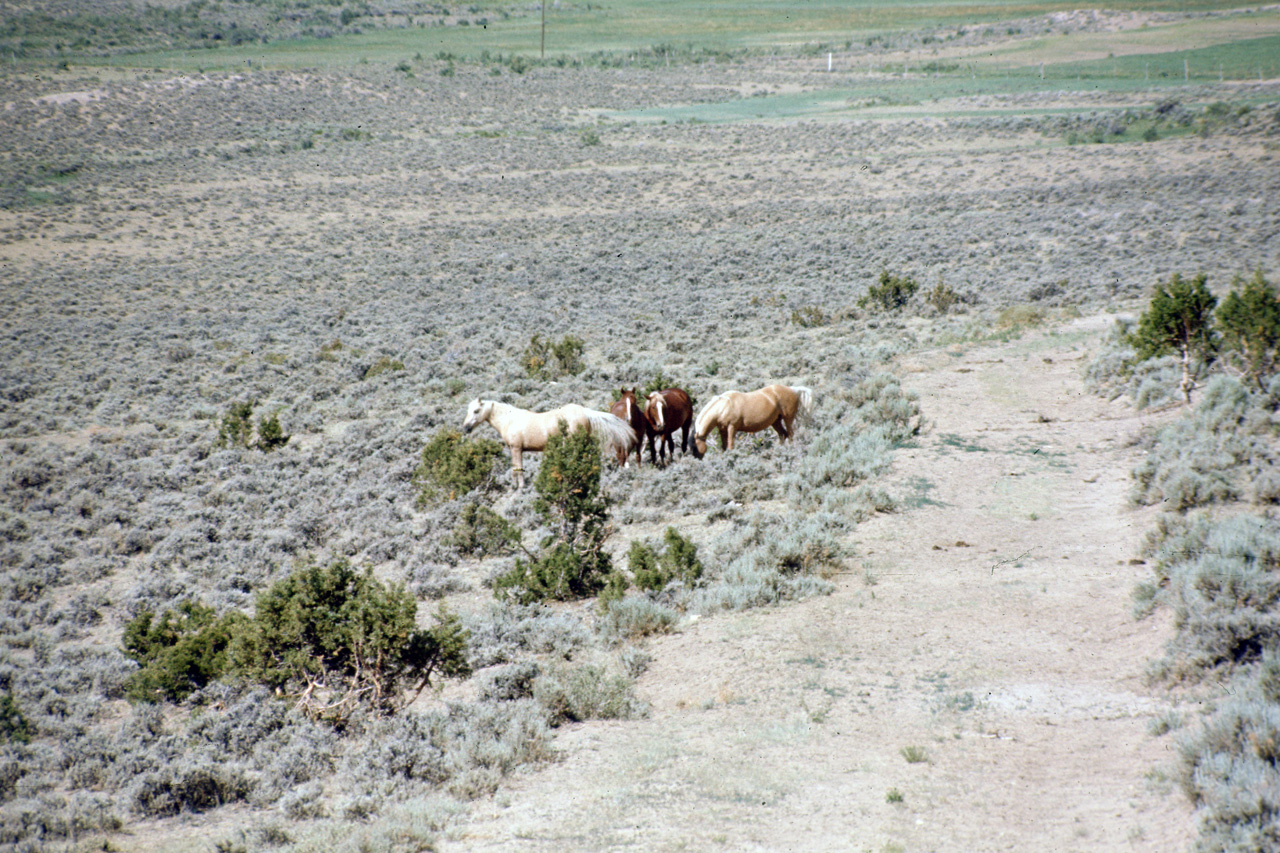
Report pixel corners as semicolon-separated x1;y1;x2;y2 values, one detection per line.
924;281;961;313
532;664;646;725
789;305;829;327
1217;269;1280;390
580;128;601;146
217;400;256;449
449;502;523;557
363;355;406;380
216;400;289;451
1129;272;1218;402
600;596;679;640
521;334;586;379
859;270;918;312
0;693;31;744
122;601;246;704
256;411;289;451
628;527;703;592
232;560;471;723
415;429;506;504
494;428;612;603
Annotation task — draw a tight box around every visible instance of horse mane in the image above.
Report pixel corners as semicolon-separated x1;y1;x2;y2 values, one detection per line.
694;392;732;435
790;386;814;422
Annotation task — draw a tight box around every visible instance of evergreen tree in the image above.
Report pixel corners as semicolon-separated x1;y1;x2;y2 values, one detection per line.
1130;272;1218;403
495;424;613;602
1216;270;1280;390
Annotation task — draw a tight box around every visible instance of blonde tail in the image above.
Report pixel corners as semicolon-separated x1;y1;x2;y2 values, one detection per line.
585;410;637;458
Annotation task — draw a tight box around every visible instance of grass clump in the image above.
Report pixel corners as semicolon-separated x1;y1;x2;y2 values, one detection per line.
415;428;506;505
363;355;405;380
900;745;929;764
532;663;646;725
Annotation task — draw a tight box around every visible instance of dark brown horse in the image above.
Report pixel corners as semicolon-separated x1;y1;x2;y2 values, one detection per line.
644;388;693;465
609;388;649;467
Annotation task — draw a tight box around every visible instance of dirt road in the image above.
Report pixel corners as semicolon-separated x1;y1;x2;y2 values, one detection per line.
440;315;1194;852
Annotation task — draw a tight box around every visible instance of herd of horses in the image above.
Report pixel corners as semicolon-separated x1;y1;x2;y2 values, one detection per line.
461;384;813;490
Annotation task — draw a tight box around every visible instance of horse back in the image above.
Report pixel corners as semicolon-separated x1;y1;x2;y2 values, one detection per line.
610;396;647;437
657;388;692;428
760;384;800;417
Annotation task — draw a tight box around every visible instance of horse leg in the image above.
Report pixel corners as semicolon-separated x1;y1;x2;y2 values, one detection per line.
680;423;690;454
724;426;736;450
511;446;525;490
772;419;791;443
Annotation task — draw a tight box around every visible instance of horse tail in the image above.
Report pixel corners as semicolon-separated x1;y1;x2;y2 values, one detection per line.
583;409;637;456
790;386;814;421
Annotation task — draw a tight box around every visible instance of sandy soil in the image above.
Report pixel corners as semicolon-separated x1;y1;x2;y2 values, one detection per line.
437;316;1193;852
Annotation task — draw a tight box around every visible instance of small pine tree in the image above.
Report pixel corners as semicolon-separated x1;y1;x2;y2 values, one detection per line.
1216;269;1280;390
0;693;31;744
217;400;256;449
1130;272;1218;403
256;411;290;451
495;425;613;602
415;429;505;504
231;560;471;723
628;528;703;593
859;270;919;312
122;601;246;703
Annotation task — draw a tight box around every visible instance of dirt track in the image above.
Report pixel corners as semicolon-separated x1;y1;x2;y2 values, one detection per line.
440;315;1193;852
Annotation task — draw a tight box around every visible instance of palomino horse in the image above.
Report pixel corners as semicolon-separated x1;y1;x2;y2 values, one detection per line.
609;389;649;468
645;387;693;465
461;398;635;489
691;384;813;458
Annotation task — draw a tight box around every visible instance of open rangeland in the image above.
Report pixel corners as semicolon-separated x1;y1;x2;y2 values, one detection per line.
1;6;1278;851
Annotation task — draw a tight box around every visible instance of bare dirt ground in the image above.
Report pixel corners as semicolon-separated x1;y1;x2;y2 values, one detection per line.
438;316;1193;852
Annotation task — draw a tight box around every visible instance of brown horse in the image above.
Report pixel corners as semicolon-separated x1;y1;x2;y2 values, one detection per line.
609;388;649;468
645;387;693;465
691;384;813;457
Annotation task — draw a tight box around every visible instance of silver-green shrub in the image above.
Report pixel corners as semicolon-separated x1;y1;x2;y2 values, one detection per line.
1132;376;1279;510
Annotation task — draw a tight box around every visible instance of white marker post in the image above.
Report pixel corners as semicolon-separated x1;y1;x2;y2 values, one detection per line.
828;52;833;72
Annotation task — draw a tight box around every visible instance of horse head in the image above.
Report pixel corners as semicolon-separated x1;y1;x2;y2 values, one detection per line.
461;398;490;433
646;391;666;430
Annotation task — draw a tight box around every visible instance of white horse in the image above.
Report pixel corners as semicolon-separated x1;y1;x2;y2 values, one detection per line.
461;398;636;489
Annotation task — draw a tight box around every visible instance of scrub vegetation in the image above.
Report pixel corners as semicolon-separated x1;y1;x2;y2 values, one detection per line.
1;1;1278;850
1119;276;1280;849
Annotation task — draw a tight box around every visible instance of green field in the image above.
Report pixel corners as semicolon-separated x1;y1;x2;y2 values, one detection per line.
32;0;1269;73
